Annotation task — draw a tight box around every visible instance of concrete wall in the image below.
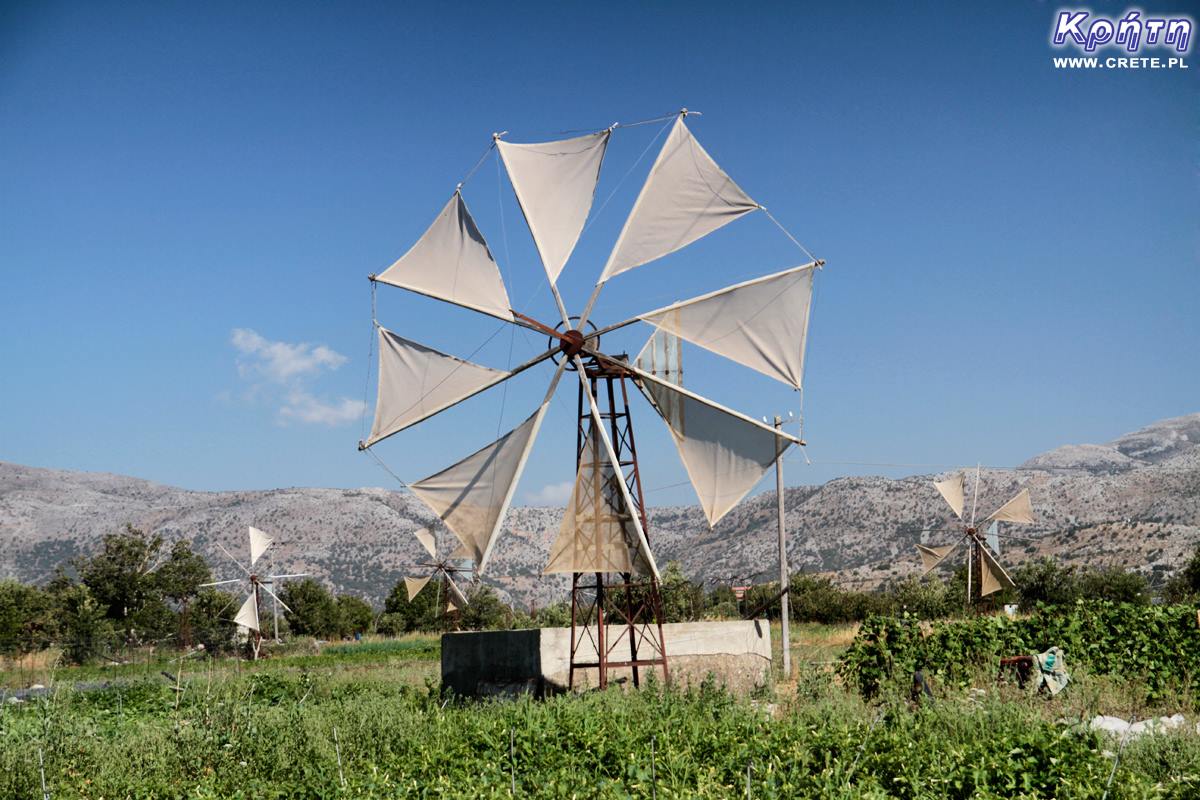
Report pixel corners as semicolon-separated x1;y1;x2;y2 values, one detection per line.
442;620;771;697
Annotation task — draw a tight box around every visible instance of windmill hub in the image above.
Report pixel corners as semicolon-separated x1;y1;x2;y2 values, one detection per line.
559;329;586;358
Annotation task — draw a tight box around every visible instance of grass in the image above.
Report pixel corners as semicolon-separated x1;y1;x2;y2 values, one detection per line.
1;625;1197;798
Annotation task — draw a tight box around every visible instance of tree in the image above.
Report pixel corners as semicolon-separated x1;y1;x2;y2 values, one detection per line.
1164;546;1200;603
0;581;54;656
153;540;212;602
54;584;115;665
187;588;238;654
1078;566;1149;605
1014;558;1080;607
380;576;443;633
77;524;164;637
658;562;704;622
459;585;510;631
279;579;338;638
335;595;375;638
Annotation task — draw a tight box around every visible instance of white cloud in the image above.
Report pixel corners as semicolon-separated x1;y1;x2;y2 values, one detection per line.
279;391;366;426
231;328;347;382
526;480;573;506
229;328;361;427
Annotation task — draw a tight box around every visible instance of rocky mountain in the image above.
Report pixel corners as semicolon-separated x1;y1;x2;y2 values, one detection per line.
1;414;1197;607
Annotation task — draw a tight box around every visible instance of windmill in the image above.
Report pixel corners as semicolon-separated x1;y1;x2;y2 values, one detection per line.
359;109;819;688
400;525;471;620
201;526;307;657
917;469;1035;608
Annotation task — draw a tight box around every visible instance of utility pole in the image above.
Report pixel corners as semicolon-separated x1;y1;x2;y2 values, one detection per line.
774;415;791;679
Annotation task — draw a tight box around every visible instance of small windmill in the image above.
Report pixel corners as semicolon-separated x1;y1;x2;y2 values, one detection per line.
401;526;471;619
917;469;1034;608
201;526;307;658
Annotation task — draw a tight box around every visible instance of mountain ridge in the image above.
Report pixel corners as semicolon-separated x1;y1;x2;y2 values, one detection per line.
2;413;1197;607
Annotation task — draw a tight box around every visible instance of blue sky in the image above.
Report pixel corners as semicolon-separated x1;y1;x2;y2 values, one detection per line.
2;1;1197;507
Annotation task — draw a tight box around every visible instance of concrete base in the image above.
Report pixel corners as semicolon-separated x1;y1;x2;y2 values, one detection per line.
442;620;771;697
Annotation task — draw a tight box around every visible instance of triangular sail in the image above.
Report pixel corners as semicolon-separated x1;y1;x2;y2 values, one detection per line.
234;593;259;632
600;116;758;282
497;131;609;285
986;521;1000;555
638;263;815;389
545;431;648;575
634;338;792;526
916;543;956;574
979;545;1015;596
412;527;436;559
449;541;471;561
634;325;683;388
375;191;513;321
248;526;272;566
408;405;547;573
934;474;965;519
366;328;511;447
988;489;1034;524
405;575;431;601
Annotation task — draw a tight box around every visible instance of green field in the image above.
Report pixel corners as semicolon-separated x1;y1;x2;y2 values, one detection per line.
3;608;1199;799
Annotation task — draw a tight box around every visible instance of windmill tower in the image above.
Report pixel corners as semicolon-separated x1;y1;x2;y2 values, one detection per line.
359;109;819;688
401;526;471;621
201;526;307;657
918;469;1035;609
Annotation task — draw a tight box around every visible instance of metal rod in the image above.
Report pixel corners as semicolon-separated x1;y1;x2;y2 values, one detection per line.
1102;715;1136;800
775;416;791;680
650;736;657;800
333;726;345;787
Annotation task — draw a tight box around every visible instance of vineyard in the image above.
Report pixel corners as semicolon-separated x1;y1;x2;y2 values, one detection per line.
839;603;1200;704
1;604;1198;798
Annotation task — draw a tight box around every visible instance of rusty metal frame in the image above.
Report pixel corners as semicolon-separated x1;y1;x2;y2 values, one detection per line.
567;354;668;690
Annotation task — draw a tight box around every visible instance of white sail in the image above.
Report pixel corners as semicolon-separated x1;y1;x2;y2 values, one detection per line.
408;406;547;574
638;263;815;389
405;575;431;601
988;489;1034;525
375;191;513;321
634;324;683;388
248;526;272;566
916;543;956;574
366;328;510;448
979;545;1015;596
934;474;965;519
412;527;436;559
600;116;758;282
545;431;648;575
634;339;792;527
497;131;609;285
986;521;1000;555
234;593;259;632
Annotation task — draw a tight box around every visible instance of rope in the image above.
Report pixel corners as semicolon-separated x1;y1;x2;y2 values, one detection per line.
359;283;377;442
495;150;517;437
760;205;819;263
458;141;496;189
365;446;409;489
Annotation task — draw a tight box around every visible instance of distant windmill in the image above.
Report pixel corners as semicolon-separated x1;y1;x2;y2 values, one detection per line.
201;526;307;658
917;469;1035;608
401;526;471;619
